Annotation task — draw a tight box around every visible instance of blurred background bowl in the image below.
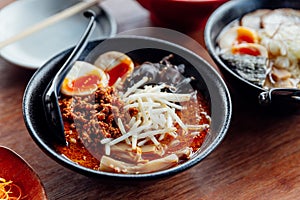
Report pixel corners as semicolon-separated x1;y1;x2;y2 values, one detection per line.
23;36;232;180
137;0;229;30
204;0;300;105
0;146;47;199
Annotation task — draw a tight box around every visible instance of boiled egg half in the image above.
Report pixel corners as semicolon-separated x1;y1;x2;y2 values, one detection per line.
94;51;134;86
218;26;259;50
61;61;108;96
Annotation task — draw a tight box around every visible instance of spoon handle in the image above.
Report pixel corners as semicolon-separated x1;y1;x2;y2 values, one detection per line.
52;10;97;92
43;10;96;145
258;88;300;105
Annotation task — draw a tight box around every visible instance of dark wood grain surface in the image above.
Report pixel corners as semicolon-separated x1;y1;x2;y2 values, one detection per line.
1;0;300;199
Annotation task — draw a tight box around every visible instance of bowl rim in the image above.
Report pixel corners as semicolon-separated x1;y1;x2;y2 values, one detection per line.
23;35;232;180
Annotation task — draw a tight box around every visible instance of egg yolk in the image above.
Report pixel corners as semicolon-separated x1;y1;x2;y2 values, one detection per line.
64;74;100;93
73;74;99;89
232;45;261;56
236;27;258;44
106;59;132;86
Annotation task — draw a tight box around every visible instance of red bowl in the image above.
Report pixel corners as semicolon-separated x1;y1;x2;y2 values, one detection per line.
0;146;47;200
137;0;229;30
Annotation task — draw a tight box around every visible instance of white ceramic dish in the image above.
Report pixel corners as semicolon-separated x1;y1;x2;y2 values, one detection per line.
0;0;117;69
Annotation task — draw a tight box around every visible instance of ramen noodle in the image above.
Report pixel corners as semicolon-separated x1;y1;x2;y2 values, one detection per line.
56;52;211;174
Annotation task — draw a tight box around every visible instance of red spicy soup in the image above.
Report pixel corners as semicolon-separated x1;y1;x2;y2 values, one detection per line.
56;54;211;174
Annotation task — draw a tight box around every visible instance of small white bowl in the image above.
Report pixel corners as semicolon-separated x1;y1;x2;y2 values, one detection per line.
0;0;116;69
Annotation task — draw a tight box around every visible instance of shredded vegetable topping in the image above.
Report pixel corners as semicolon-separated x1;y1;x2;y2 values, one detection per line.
0;178;23;200
57;53;211;174
100;76;210;156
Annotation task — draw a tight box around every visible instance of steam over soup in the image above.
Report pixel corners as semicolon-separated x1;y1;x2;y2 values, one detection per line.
56;51;211;174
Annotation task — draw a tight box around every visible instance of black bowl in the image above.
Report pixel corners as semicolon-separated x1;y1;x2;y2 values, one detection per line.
204;0;300;105
22;36;231;180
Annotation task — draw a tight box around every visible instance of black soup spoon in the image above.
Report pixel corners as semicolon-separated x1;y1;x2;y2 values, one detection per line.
43;10;96;145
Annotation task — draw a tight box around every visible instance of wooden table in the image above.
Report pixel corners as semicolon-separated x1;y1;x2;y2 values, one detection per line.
1;0;300;199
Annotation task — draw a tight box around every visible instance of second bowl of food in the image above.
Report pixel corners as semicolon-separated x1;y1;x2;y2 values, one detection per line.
205;0;300;105
137;0;229;30
23;36;231;180
0;146;47;199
